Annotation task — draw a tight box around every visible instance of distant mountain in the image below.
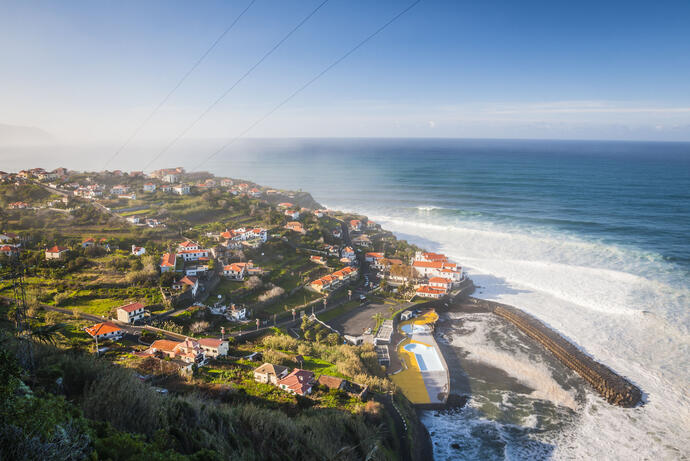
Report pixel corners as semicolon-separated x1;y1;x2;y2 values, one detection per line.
0;123;54;145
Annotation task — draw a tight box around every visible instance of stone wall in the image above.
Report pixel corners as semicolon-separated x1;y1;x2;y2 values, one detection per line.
479;299;642;407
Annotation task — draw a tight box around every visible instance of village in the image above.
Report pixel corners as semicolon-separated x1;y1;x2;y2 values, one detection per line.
0;165;469;413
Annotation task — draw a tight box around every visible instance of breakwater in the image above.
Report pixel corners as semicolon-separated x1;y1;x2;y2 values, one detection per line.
468;298;643;407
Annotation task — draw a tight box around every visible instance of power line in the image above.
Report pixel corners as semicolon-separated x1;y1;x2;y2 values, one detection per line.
143;0;331;171
102;0;257;170
191;0;421;172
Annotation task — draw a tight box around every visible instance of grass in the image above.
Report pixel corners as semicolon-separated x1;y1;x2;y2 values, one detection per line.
58;296;124;317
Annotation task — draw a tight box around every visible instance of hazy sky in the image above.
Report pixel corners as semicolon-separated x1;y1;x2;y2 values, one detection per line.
1;0;690;145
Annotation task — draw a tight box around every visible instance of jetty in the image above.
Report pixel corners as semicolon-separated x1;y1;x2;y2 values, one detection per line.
466;297;643;407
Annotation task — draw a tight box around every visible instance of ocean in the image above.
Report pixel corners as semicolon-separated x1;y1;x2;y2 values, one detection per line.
203;138;689;460
3;138;689;459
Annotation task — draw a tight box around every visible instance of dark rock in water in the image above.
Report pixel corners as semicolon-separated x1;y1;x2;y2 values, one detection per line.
451;443;461;450
446;393;469;408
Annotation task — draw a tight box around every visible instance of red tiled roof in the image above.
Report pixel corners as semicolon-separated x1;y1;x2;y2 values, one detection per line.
118;302;145;313
149;339;179;353
198;338;223;348
429;277;452;284
46;245;69;253
160;252;176;266
416;286;446;295
179;276;197;286
84;322;122;337
278;369;315;395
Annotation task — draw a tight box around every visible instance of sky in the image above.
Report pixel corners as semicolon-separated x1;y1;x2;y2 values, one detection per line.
1;0;690;147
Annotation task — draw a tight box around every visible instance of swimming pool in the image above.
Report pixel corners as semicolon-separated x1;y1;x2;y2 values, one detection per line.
401;323;430;335
404;342;444;371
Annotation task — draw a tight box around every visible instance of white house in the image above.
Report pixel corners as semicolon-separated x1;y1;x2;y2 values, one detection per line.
131;245;146;256
349;219;362;232
284;210;300;220
143;183;157;192
428;276;453;292
160;252;177;272
45;245;69;260
365;252;384;263
110;185;129;195
116;302;146;323
173;184;190;195
415;286;446;299
178;248;210;261
197;338;229;358
179;276;199;297
84;322;123;341
222;263;246;280
228;304;247;321
341;246;356;261
163;173;179;183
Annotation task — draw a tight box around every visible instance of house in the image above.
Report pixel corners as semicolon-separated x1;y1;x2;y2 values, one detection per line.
131;245;146;256
373;257;404;271
352;235;371;247
126;216;140;225
179;275;199;297
277;202;293;209
278;369;315;396
82;238;95;248
110;185;129;196
178;241;199;251
146;337;204;364
116;302;146;323
310;266;358;292
143;183;157;192
428;277;453;292
314;210;325;218
178;248;210;261
365;252;384;263
332;228;342;239
249;187;262;198
285;221;305;234
415;286;446;299
413;251;449;263
222;263;246;280
411;260;462;281
45;245;69;260
160;184;172;193
349;219;362;232
118;193;136;200
341;246;355;261
220;178;233;187
173;184;190;195
0;233;19;242
228;304;247;321
160;252;177;272
163;173;179;183
84;322;123;341
284;209;300;220
0;245;19;257
310;255;326;265
254;363;290;385
197;338;229;358
317;375;346;391
8;201;30;209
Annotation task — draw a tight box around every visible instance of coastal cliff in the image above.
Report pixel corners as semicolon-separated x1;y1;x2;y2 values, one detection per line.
466;298;643;407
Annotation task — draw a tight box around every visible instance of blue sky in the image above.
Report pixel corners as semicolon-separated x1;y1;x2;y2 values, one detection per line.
1;0;689;143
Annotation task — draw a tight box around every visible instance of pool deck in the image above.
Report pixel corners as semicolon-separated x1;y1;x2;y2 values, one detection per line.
391;310;450;405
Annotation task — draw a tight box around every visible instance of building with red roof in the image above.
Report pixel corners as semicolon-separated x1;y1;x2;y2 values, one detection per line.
116;302;146;323
45;245;69;260
84;322;123;340
278;369;315;395
160;252;177;272
415;285;447;299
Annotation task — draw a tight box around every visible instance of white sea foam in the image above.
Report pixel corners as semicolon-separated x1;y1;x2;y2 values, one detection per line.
370;213;690;460
447;313;578;410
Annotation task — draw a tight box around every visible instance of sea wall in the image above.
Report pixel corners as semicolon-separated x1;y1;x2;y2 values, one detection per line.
470;298;642;407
